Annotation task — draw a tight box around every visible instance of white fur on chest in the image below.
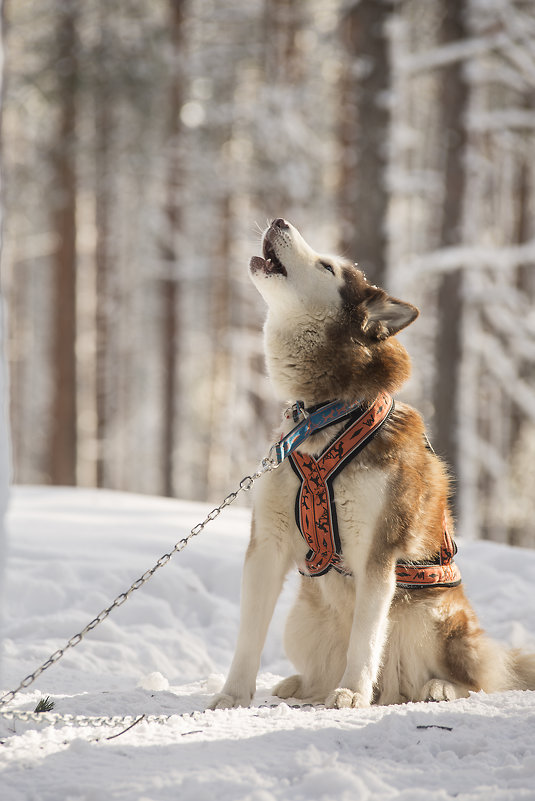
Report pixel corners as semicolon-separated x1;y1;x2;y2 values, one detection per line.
327;464;389;575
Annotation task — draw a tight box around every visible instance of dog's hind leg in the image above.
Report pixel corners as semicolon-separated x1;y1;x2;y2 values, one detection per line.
418;678;470;702
273;577;352;703
273;674;307;700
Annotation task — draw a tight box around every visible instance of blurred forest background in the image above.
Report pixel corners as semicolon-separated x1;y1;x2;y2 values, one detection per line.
3;0;535;546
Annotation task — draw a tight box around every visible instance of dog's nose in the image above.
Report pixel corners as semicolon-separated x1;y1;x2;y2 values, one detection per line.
272;218;289;230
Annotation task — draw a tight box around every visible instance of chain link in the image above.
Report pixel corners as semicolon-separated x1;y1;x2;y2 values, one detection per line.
0;702;313;731
1;710;170;728
0;455;280;712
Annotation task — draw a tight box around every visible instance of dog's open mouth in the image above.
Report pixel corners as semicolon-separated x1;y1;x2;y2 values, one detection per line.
249;241;287;278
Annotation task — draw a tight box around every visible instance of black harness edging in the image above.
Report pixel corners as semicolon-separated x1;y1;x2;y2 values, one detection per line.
286;394;462;588
288;393;394;578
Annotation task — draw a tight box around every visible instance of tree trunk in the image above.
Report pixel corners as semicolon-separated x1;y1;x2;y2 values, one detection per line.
94;5;117;489
509;99;535;546
0;0;9;588
338;0;393;286
48;4;77;485
257;0;304;217
262;0;302;86
432;0;469;517
160;0;185;497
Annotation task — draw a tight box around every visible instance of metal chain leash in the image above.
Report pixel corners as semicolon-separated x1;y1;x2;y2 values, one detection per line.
0;452;280;715
1;710;174;728
1;702;317;734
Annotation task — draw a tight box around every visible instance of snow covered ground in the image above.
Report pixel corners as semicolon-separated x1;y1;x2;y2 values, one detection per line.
1;485;535;801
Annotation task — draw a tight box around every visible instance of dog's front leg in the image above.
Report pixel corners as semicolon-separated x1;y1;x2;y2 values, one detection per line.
326;565;396;709
209;529;291;710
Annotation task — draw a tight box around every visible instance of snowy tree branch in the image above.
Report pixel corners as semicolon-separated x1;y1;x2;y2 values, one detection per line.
401;240;535;279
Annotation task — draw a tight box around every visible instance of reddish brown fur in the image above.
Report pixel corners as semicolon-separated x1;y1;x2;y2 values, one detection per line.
435;590;486;690
316;266;417;405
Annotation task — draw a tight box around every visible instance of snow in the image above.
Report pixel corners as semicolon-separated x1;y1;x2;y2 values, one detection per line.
402;31;509;74
400;239;535;280
2;485;535;801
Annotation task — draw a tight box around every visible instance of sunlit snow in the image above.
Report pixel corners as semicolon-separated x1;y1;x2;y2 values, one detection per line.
1;486;535;800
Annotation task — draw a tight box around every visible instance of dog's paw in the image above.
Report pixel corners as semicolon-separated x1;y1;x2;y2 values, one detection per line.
418;679;468;702
207;692;252;710
325;688;370;709
273;674;304;700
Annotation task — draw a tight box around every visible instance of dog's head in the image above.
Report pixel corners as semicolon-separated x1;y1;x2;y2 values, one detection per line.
250;219;419;403
250;218;418;336
250;218;346;319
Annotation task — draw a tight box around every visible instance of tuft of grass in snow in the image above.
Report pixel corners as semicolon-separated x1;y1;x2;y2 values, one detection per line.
34;697;55;713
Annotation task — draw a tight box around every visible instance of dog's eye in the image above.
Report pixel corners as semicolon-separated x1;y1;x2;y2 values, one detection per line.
319;261;335;275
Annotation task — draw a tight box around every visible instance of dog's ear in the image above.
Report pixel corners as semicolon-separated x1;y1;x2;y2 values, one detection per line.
362;291;419;340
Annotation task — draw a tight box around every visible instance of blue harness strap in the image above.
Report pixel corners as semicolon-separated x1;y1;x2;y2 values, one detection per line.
273;397;370;465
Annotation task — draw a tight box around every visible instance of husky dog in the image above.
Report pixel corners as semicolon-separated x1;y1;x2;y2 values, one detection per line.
209;218;535;710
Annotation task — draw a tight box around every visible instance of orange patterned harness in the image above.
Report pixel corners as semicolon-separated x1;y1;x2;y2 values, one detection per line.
288;393;461;588
395;520;461;589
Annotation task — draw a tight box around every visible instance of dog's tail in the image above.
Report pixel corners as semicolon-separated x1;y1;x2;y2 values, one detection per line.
478;638;535;693
508;649;535;690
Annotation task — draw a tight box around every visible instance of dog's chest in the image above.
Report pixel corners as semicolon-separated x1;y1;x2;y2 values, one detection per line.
267;452;389;573
326;463;389;563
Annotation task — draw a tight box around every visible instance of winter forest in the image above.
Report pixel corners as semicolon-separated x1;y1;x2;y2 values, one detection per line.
3;0;535;548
